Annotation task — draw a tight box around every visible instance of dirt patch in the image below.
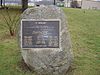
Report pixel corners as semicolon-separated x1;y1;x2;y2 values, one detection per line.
17;59;34;72
0;32;15;41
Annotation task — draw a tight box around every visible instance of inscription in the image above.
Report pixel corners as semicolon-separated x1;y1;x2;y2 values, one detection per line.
21;20;60;48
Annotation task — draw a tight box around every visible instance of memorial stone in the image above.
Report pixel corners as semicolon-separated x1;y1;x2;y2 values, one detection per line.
19;5;73;75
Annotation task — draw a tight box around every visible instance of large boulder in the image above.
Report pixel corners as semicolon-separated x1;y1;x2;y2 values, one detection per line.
19;5;73;75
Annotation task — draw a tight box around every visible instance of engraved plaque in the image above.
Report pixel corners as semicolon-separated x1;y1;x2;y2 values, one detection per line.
21;19;60;48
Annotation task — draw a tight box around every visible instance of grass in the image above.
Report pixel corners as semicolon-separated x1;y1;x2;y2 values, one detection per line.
0;7;100;75
63;8;100;75
0;8;32;75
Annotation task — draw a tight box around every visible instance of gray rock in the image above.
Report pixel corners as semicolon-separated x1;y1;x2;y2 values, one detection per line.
19;5;73;75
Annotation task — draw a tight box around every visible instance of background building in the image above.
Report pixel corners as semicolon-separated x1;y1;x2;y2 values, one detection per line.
64;0;72;7
71;0;82;8
64;0;82;8
0;0;35;6
82;0;100;10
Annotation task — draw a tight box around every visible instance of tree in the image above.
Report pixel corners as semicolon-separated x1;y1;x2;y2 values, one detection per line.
1;0;5;7
0;0;2;7
1;10;20;36
54;0;56;5
22;0;28;12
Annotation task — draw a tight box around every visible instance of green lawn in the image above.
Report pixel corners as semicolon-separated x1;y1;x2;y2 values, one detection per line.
0;8;100;75
63;8;100;75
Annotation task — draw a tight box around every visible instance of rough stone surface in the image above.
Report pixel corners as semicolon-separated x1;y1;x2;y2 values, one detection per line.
20;5;73;75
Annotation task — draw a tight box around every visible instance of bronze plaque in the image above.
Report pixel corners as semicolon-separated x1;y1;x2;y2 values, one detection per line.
21;19;60;48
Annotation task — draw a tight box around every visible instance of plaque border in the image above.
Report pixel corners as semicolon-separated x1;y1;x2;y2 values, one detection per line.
21;19;61;49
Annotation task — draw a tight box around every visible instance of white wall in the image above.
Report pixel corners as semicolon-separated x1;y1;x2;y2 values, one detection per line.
82;1;100;10
64;0;72;7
